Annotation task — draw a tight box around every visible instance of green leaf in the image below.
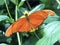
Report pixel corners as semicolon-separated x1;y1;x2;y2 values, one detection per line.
6;37;12;43
0;10;4;14
7;18;14;23
23;34;38;45
0;15;9;21
10;0;18;5
56;0;60;4
29;4;45;14
18;0;25;7
0;43;7;45
36;21;60;45
0;0;4;5
44;14;59;24
57;4;60;9
40;0;52;5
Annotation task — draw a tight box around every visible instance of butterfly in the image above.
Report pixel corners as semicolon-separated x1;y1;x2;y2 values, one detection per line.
5;10;55;37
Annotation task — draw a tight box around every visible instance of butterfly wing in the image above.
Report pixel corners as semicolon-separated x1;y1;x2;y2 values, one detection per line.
42;10;55;16
29;10;48;28
29;10;55;28
18;18;31;32
5;18;31;37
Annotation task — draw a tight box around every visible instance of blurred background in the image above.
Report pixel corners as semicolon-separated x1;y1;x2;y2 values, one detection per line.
0;0;60;45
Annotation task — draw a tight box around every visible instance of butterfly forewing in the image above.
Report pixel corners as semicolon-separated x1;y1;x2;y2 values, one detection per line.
29;11;48;28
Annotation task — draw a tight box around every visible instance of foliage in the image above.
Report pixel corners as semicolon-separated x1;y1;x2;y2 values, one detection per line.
36;21;60;45
0;0;60;45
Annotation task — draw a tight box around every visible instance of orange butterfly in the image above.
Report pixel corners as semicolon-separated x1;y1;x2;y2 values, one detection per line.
5;10;55;37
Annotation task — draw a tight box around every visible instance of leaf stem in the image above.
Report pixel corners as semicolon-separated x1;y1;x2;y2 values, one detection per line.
4;0;12;18
17;32;21;45
26;0;31;10
15;6;18;21
18;0;25;7
15;5;21;45
34;32;40;40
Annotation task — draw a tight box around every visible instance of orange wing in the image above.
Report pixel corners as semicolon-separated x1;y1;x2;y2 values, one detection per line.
5;10;55;37
5;18;32;37
42;10;55;16
29;10;54;28
29;10;48;28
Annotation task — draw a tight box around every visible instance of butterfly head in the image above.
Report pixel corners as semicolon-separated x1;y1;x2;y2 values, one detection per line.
20;11;29;18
